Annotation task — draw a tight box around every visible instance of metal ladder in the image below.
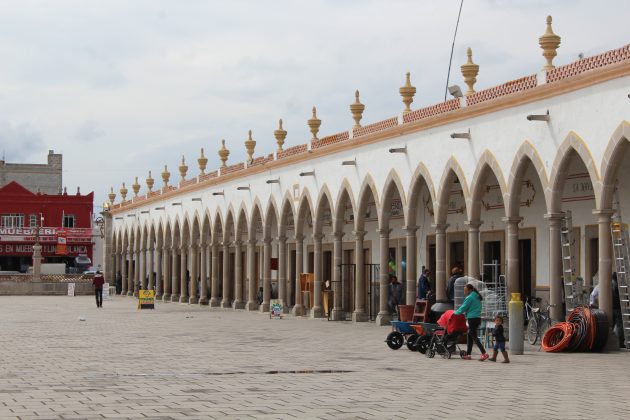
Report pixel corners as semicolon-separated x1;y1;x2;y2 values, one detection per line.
611;215;630;349
561;211;579;313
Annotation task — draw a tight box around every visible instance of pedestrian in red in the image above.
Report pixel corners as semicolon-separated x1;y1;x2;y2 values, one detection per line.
93;271;105;308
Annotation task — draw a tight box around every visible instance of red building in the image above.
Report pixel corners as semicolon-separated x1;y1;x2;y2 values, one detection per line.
0;181;94;272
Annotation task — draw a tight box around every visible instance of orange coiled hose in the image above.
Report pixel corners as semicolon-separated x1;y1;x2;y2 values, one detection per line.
541;322;575;352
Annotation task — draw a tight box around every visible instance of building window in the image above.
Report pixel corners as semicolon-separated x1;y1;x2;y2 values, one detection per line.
29;214;38;227
1;214;24;228
63;214;75;228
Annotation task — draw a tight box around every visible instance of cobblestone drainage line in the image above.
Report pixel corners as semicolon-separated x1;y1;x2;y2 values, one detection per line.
98;369;355;378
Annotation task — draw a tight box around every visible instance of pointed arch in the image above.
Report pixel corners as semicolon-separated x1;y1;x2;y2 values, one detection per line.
264;197;281;236
506;140;550;218
314;184;334;234
406;162;437;227
468;150;508;222
334;179;357;234
235;203;249;240
356;174;380;232
600;121;630;209
295;187;315;236
549;131;601;213
380;169;407;229
436;156;470;225
279;194;296;237
249;198;265;239
211;210;223;244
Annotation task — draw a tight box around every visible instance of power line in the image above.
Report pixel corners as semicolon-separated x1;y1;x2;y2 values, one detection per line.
444;0;464;102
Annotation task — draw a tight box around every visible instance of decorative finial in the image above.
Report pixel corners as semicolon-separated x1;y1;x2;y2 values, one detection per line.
120;182;128;201
146;170;154;192
539;15;561;71
218;139;230;168
350;90;365;128
76;186;80;195
197;148;208;175
161;165;170;187
274;119;287;153
132;176;140;197
244;130;256;163
307;106;321;140
460;48;480;96
399;72;416;114
108;187;116;204
178;155;188;181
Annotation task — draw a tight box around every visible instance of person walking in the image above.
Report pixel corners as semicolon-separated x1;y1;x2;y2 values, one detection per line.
388;275;403;319
455;283;489;361
93;271;105;308
115;271;122;295
417;268;431;299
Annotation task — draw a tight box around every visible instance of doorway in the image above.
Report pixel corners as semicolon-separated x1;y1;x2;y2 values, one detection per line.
482;241;501;283
518;239;532;299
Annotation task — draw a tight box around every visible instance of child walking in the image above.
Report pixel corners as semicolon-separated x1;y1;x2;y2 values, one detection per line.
489;315;509;363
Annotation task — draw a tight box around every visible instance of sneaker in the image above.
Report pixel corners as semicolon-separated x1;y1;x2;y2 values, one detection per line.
462;355;471;360
479;353;489;361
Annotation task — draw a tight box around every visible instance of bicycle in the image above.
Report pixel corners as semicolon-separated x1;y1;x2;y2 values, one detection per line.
525;297;554;345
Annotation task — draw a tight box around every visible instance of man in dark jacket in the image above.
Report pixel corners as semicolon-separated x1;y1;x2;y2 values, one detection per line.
446;267;463;302
93;271;105;308
417;268;431;299
612;272;625;348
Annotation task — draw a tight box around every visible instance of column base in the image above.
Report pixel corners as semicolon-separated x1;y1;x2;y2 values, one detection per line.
126;291;133;296
133;291;139;297
330;308;344;321
260;302;270;312
605;328;622;352
292;304;305;316
189;297;199;304
199;298;209;305
281;302;290;314
162;293;171;302
221;300;232;308
311;306;325;318
246;300;258;311
179;296;189;303
375;312;393;326
155;293;162;301
170;294;180;302
352;311;369;322
209;298;220;307
233;300;245;310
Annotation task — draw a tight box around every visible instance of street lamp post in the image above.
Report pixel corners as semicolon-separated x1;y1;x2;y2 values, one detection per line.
32;215;44;282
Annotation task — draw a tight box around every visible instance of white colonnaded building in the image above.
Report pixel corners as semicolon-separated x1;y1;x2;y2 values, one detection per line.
104;16;630;331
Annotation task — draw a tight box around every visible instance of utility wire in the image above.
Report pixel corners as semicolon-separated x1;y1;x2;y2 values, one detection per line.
444;0;464;101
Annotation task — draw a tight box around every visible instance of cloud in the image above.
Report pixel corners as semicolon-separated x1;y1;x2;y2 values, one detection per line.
0;121;45;162
75;120;104;143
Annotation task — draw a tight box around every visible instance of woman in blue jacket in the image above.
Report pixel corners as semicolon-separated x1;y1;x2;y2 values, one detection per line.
454;283;489;361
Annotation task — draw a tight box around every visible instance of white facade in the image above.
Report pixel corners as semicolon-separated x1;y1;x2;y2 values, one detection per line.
106;43;630;326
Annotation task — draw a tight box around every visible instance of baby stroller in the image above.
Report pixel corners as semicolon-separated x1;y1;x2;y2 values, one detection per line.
425;310;468;359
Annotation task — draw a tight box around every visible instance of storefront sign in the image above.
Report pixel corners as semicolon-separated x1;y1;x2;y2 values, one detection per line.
56;230;67;255
0;244;89;256
270;299;283;319
0;227;93;243
138;289;155;310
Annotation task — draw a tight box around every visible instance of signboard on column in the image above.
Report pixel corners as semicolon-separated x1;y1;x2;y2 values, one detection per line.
56;230;68;255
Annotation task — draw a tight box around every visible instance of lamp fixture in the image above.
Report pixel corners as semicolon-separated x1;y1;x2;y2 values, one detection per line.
191;197;202;202
526;110;550;121
126;214;136;218
154;206;165;210
450;130;471;140
342;159;356;166
299;171;315;176
266;178;280;184
171;202;182;206
212;191;224;196
237;186;250;191
448;85;463;99
114;216;123;220
389;147;406;154
140;210;150;214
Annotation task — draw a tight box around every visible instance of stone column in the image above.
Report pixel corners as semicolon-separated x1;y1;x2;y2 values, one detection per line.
121;251;128;295
221;242;231;308
465;220;482;280
545;213;563;321
140;247;147;290
376;228;392;326
503;217;522;295
133;249;140;296
199;243;209;305
233;240;244;309
292;234;305;316
595;210;614;324
278;236;288;312
179;247;188;303
403;225;418;305
312;233;325;318
246;239;257;310
128;249;135;296
162;247;171;301
147;245;154;290
352;230;367;322
155;247;163;299
188;244;198;304
210;242;220;307
32;242;42;282
260;237;272;312
170;248;180;302
433;224;448;301
330;231;344;320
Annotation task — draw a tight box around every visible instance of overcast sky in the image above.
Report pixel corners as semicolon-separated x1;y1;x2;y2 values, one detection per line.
0;0;628;210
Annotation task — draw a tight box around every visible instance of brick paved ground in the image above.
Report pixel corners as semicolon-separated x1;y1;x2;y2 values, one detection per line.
0;295;628;420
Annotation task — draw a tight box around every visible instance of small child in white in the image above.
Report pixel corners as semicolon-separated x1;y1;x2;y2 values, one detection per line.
488;315;509;363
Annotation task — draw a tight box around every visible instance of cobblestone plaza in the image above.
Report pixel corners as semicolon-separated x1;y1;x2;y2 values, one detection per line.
1;296;629;419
